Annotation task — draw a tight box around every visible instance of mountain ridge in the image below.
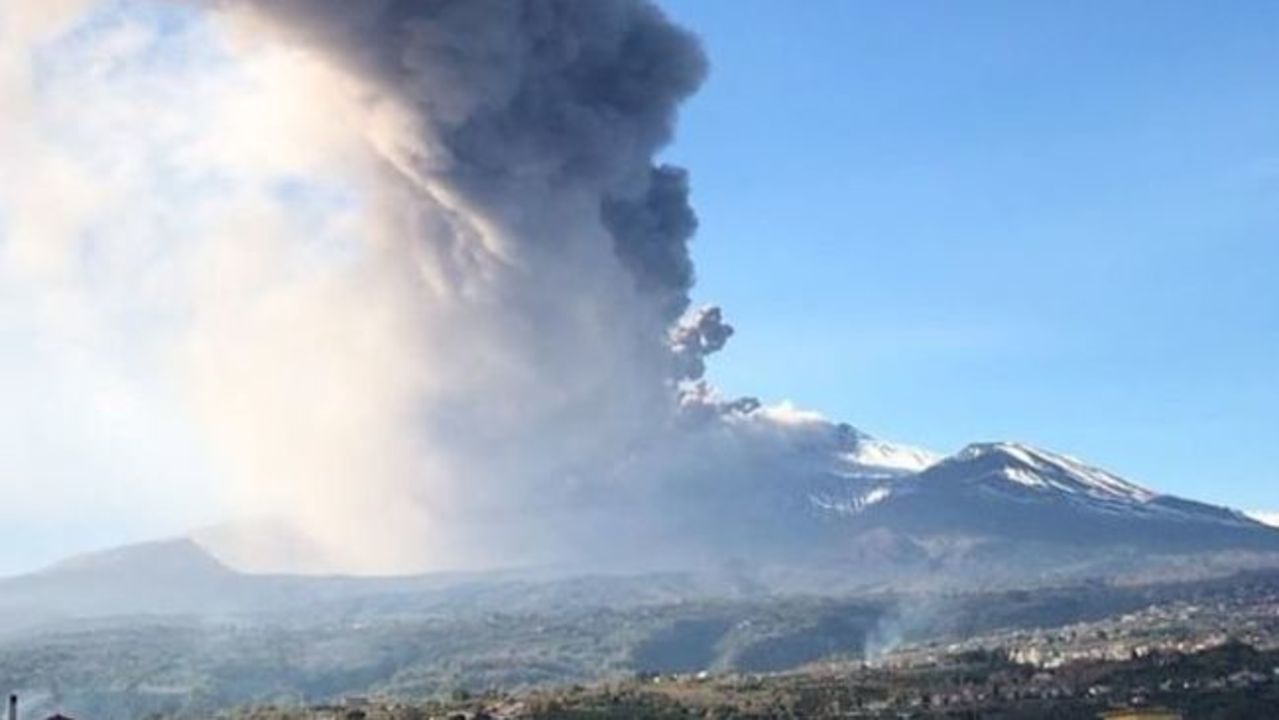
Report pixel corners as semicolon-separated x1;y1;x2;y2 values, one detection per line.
2;426;1276;628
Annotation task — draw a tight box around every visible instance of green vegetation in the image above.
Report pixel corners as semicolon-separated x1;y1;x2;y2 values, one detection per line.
4;570;1279;719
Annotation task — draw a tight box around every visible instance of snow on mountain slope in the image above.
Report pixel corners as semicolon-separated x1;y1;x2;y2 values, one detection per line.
838;435;941;478
771;417;939;515
810;484;897;516
915;442;1265;526
809;439;1165;519
944;442;1158;505
746;403;940;480
1248;511;1279;528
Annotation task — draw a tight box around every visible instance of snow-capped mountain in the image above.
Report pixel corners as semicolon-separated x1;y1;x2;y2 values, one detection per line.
809;438;1278;558
943;442;1158;505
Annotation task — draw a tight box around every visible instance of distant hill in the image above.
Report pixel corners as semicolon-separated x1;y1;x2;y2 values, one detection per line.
0;537;752;632
0;539;243;626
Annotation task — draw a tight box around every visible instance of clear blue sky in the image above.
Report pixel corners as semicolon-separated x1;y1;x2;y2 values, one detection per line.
658;0;1279;512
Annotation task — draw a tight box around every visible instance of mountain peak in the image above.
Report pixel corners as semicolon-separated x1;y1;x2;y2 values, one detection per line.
41;538;233;578
938;441;1162;506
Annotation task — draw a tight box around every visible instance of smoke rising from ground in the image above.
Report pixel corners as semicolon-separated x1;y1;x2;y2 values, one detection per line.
0;0;843;574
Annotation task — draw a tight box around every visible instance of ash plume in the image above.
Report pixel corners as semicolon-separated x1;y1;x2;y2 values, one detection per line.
671;305;735;382
0;0;826;574
193;0;717;570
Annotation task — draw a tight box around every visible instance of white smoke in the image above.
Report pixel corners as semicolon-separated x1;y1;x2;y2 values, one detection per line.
0;0;851;574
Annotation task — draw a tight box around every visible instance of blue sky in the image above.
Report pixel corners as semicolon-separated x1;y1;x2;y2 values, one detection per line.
658;0;1279;511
